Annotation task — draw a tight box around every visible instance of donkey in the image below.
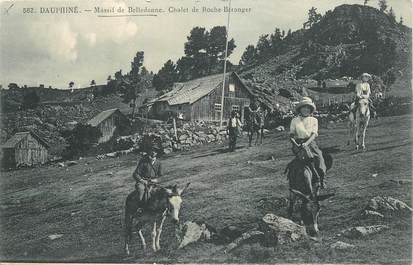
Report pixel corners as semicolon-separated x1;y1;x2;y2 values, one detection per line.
124;183;190;255
246;108;266;147
285;153;334;237
348;98;370;150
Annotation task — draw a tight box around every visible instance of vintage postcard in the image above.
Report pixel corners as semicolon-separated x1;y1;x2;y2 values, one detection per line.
0;0;411;263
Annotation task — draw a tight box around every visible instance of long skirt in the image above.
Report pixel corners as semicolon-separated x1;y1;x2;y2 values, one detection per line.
292;139;326;178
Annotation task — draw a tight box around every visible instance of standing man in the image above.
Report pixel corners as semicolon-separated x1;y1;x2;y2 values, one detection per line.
132;151;162;203
227;110;242;152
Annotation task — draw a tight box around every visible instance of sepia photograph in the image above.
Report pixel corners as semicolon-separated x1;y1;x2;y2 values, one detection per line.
0;0;412;263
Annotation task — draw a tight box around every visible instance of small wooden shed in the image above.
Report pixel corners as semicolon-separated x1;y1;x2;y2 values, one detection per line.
1;131;49;168
87;108;130;143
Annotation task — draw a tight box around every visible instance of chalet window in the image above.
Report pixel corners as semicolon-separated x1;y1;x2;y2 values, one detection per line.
229;83;235;92
214;103;222;111
232;105;240;112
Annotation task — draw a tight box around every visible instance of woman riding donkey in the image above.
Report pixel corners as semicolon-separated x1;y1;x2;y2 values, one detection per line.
289;97;327;189
350;73;375;114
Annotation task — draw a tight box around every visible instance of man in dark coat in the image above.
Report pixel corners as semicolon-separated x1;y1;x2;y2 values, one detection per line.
132;151;162;202
227;110;242;152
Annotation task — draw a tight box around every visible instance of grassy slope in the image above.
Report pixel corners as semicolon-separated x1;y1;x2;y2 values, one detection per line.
0;115;411;263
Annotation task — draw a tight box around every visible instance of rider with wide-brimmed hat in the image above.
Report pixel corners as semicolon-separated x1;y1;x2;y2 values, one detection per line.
351;73;372;112
132;151;162;202
290;97;327;189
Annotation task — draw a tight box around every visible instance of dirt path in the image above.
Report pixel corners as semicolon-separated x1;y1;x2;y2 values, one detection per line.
0;115;411;263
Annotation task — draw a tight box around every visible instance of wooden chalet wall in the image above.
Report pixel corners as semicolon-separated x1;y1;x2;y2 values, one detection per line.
13;134;48;167
149;73;253;122
210;74;252;122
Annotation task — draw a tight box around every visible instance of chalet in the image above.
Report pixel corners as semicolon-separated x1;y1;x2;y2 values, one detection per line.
87;108;130;143
145;72;258;122
1;131;49;168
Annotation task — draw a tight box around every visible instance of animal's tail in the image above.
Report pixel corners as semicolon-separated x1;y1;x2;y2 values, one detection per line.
324;153;333;171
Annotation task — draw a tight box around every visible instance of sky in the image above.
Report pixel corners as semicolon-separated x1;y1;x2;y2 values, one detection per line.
0;0;411;88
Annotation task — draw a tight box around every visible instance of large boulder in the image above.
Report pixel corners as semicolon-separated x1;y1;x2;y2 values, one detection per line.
340;225;389;239
366;196;412;214
260;214;306;246
177;221;212;249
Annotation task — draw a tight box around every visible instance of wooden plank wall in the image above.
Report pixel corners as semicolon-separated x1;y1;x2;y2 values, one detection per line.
14;134;48;166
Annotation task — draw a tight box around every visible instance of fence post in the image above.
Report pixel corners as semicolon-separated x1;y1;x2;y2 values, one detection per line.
173;118;178;140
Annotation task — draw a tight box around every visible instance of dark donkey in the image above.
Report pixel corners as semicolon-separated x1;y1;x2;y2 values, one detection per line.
245;107;267;147
124;182;190;255
285;150;334;237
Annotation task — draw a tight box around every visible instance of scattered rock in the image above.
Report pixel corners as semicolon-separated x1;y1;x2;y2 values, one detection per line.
220;225;244;242
275;126;285;132
260;214;306;246
390;179;412;185
106;152;118;158
366;196;412;213
163;147;173;154
225;230;264;253
48;234;63;240
66;161;78;166
341;225;389;238
360;210;384;218
177;221;212;249
330;241;355;250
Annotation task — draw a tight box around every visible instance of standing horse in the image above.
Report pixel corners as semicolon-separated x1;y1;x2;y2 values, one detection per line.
285;151;334;237
246;108;266;147
348;98;370;150
124;183;190;255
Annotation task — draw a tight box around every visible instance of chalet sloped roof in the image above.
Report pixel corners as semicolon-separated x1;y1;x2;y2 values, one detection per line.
87;108;120;127
151;72;243;106
2;131;49;149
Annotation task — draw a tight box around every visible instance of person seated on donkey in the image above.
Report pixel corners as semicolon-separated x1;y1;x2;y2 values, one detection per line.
350;72;375;113
289;97;327;189
132;151;162;203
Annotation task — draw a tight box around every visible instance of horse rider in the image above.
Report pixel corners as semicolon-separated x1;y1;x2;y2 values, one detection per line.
290;97;327;189
227;110;243;152
132;151;162;203
351;72;374;113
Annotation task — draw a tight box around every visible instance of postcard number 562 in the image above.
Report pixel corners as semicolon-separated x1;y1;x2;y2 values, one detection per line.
23;8;35;13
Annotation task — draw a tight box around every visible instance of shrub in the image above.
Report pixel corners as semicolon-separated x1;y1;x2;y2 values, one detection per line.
61;124;102;159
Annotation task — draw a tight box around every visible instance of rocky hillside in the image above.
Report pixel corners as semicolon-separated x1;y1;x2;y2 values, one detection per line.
239;4;412;99
0;84;158;156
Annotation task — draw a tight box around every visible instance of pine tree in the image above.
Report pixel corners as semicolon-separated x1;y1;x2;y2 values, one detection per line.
399;16;404;25
303;7;322;29
152;60;178;91
378;0;387;12
239;45;256;66
388;7;396;23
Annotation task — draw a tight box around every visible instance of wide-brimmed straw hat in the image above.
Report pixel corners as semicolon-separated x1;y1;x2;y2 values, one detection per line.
295;97;316;113
361;73;372;78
